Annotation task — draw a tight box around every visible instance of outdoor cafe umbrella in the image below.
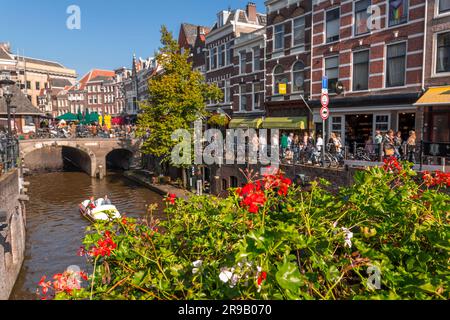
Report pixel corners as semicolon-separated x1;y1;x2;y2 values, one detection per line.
57;113;78;121
77;109;83;122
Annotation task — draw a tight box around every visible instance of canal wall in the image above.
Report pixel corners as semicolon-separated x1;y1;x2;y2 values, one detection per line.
0;168;27;300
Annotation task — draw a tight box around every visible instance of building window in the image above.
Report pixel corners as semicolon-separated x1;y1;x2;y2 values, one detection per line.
440;0;450;14
226;42;233;65
219;45;225;68
253;46;261;71
35;82;40;90
222;179;228;191
240;85;247;111
437;32;450;73
274;24;284;51
273;65;287;95
375;115;390;132
26;81;31;90
292;61;305;93
388;0;408;27
230;176;238;188
355;0;370;35
325;56;339;93
326;8;340;43
210;47;217;69
331;116;343;136
240;51;247;74
293;17;305;48
225;80;231;103
386;42;406;87
353;50;370;91
253;82;262;110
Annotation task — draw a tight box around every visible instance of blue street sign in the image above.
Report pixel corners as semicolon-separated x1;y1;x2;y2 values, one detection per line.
322;76;328;90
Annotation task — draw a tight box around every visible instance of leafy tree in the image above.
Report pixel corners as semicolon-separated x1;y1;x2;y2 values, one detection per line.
137;25;222;177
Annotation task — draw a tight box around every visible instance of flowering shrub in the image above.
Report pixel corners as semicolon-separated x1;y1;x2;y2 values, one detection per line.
45;162;449;300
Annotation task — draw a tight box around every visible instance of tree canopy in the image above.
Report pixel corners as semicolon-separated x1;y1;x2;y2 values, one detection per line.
137;25;222;165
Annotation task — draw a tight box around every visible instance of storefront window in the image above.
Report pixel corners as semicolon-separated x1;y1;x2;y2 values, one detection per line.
437;32;450;73
355;0;370;35
375;115;390;132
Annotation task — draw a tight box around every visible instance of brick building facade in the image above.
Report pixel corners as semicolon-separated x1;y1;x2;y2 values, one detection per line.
310;0;426;148
416;0;450;151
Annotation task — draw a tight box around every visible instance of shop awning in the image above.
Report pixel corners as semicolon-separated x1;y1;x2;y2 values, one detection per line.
229;118;263;129
414;87;450;106
261;117;307;130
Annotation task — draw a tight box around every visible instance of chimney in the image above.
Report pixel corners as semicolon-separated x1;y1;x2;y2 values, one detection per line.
246;2;257;23
197;25;205;36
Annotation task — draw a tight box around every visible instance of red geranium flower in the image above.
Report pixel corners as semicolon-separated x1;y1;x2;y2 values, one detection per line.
166;193;177;205
257;271;267;286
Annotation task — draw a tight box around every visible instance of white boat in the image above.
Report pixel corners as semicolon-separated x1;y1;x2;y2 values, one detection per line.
79;199;121;222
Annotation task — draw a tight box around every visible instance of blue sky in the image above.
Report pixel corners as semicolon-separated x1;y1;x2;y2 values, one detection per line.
0;0;266;78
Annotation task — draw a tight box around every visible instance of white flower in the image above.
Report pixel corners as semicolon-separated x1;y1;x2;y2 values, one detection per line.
192;260;203;275
333;221;338;228
192;260;203;268
219;268;233;284
342;227;354;248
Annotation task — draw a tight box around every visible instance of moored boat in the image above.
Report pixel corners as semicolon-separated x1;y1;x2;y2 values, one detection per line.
79;199;121;222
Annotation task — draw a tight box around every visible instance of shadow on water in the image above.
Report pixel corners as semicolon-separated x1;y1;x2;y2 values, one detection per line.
9;171;164;300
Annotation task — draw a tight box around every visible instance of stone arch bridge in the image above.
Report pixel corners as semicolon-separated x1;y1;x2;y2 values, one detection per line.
19;138;142;179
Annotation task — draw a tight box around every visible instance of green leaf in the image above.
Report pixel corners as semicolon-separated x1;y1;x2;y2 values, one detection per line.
276;257;303;292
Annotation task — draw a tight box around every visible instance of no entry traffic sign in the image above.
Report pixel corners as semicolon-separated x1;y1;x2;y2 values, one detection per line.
321;92;329;108
320;106;329;121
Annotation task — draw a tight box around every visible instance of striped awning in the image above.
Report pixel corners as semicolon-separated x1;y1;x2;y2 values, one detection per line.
261;117;307;130
229;118;263;129
414;87;450;106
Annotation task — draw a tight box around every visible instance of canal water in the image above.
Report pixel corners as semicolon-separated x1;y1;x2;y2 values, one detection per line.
10;171;164;300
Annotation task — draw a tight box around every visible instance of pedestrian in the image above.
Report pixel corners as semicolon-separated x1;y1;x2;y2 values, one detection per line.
293;135;300;164
394;131;403;159
365;136;375;155
406;130;416;163
374;130;383;157
383;130;396;159
281;133;288;159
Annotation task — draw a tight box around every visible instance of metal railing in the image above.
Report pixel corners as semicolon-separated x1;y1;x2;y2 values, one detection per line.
0;135;19;174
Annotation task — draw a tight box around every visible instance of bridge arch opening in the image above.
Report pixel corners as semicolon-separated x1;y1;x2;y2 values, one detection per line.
23;146;95;177
106;149;133;171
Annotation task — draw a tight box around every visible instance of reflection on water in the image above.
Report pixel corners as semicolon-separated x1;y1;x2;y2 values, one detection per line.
10;171;163;300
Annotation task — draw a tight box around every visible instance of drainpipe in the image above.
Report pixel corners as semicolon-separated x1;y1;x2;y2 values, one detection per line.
419;0;429;172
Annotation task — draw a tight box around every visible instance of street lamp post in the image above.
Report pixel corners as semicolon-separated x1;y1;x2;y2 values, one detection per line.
0;78;16;137
11;105;17;135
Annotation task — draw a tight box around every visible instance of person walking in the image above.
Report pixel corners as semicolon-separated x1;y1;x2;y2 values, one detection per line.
383;130;396;159
394;131;403;159
281;133;288;160
293;135;300;164
406;130;417;164
374;130;383;157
